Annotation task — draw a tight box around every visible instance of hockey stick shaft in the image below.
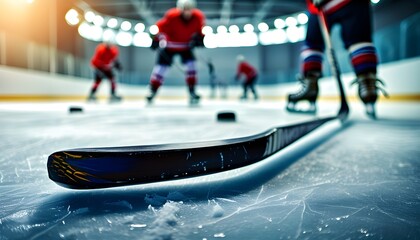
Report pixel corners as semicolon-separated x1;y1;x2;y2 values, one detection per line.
318;11;350;120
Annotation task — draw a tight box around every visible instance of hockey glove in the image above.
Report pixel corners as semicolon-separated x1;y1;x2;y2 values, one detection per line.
114;60;122;71
189;33;205;49
312;0;329;8
151;38;159;50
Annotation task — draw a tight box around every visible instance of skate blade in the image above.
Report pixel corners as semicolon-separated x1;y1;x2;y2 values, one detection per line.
286;104;316;115
365;103;377;119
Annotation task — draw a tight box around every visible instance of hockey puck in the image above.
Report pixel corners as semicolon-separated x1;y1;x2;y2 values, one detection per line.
217;111;236;122
69;106;83;113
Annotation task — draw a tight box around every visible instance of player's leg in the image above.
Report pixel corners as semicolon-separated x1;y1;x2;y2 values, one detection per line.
147;50;172;103
88;69;104;101
287;13;325;113
181;51;200;104
340;1;386;118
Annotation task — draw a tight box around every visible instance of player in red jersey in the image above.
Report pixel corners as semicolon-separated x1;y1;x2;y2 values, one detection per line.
235;55;259;100
147;0;205;104
287;0;387;117
88;41;122;101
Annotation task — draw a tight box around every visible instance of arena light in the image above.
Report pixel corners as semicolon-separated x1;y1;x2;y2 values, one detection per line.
217;25;227;34
244;24;254;33
274;18;286;29
259;29;287;45
286;17;297;27
133;32;152;47
65;9;80;26
121;21;132;31
84;11;95;23
103;29;116;42
202;26;213;35
258;22;269;32
286;26;305;43
135;23;145;32
149;25;159;35
107;18;118;28
229;25;239;33
116;31;133;46
93;15;104;26
297;13;308;25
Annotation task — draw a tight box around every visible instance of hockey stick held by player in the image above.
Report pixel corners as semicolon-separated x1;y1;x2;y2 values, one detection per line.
287;0;387;118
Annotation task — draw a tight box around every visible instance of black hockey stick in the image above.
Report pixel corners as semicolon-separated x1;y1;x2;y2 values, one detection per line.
47;11;349;190
318;10;349;120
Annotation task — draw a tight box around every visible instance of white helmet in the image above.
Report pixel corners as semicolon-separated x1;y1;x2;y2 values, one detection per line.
177;0;196;10
236;55;245;62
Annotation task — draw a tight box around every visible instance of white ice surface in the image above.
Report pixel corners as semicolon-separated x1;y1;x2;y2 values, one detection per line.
0;99;419;239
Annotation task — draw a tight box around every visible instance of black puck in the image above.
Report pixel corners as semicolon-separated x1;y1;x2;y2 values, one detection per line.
69;106;83;113
217;111;236;121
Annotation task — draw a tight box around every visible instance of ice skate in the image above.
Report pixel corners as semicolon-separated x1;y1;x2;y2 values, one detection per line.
189;87;200;105
351;72;388;119
109;94;122;103
189;92;200;105
87;94;97;102
146;87;158;105
286;71;320;114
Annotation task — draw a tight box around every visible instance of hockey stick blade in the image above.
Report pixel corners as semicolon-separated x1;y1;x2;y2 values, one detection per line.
47;117;335;189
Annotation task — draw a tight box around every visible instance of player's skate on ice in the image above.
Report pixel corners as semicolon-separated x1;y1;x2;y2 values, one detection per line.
286;0;387;117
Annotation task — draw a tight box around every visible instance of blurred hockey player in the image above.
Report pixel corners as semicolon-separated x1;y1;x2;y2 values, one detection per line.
88;40;122;102
235;55;259;100
147;0;205;105
286;0;387;117
206;58;227;99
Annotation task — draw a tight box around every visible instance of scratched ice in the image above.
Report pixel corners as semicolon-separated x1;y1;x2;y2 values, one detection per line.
0;100;419;239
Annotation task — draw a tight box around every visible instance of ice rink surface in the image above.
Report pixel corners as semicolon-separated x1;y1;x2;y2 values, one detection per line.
0;98;419;239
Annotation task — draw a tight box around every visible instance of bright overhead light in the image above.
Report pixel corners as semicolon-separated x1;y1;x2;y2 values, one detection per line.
103;29;116;43
258;22;269;32
135;23;145;32
107;18;118;28
149;25;159;35
286;17;297;27
297;13;308;25
121;21;132;31
133;32;153;47
217;25;227;34
202;26;213;35
93;15;104;26
371;0;380;3
65;9;80;26
84;11;95;23
116;31;133;46
274;18;285;29
244;24;254;32
229;25;239;33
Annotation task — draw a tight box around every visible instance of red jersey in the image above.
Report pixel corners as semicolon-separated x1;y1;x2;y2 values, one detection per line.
306;0;352;15
91;43;119;69
237;62;257;80
156;8;205;50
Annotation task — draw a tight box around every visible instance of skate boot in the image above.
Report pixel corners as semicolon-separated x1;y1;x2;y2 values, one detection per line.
189;87;201;105
110;93;122;102
351;72;388;119
146;87;158;104
286;71;320;114
87;93;97;102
